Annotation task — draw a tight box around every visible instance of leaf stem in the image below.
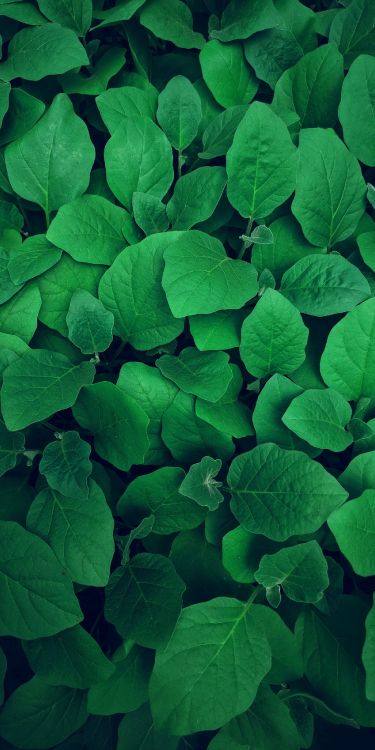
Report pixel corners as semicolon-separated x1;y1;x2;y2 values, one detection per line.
238;216;253;259
245;585;260;609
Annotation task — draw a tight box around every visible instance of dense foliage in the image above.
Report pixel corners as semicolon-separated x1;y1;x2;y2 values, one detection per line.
0;0;375;748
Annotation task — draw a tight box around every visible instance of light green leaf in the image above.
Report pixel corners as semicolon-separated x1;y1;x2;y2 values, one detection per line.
280;252;370;315
358;231;375;272
149;596;271;735
339;450;375;498
273;43;343;128
105;553;185;649
47;195;131;265
363;594;375;701
228;443;347;540
200;40;258;108
0;23;88;81
139;0;204;49
292;127;366;247
37;0;92;35
8;234;61;285
39;430;92;498
96;84;156;133
0;420;24;477
99;234;183;350
0;520;82;639
104;116;173;211
73;381;149;471
0;676;87;749
156;346;232;402
328;490;375;576
199;105;247;160
87;643;153;715
320;298;375;400
162;230;258;317
0;80;10;128
240;289;308;378
255;541;329;603
329;0;375;65
0;283;41;343
167;166;227;230
157;75;202;150
222;526;278;585
179;456;223;511
282;388;353;452
23;625;114;689
211;0;279;42
195;363;253;439
190;309;246;352
227;101;297;219
27;480;114;586
339;54;375;166
66;290;114;354
0;88;45;146
5;94;95;216
252;214;325;283
1;348;95;431
132;191;169;235
117;466;205;535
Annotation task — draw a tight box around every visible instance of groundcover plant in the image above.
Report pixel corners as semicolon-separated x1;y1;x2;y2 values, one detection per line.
0;0;375;748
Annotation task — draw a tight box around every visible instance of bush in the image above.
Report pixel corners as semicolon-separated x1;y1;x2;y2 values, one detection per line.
0;1;374;748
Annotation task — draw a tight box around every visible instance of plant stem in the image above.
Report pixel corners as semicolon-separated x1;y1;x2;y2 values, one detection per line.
238;216;253;259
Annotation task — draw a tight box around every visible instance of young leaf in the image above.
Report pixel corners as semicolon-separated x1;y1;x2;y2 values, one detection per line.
0;23;88;81
156;75;202;150
227;101;297;219
5;94;95;216
149;597;272;735
0;521;82;639
162;230;258;317
1;349;95;431
166;166;227;230
105;553;185;649
179;456;223;511
228;443;347;540
328;490;375;577
39;430;92;498
255;541;329;604
66;290;114;354
132;192;169;235
156;347;232;402
240;289;308;378
200;40;258;108
282;388;353;452
27;480;115;587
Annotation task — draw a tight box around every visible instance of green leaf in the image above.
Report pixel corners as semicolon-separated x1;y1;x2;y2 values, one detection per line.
93;0;147;28
132;191;169;235
0;647;5;707
105;553;185;649
47;195;131;265
273;43;343;128
0;2;47;25
329;0;375;66
38;253;104;337
167;166;227;230
117;704;179;750
27;480;114;586
208;684;301;750
66;290;114;354
0;23;88;81
280;252;370;315
0;283;41;343
162;390;234;464
211;0;279;42
190;309;246;352
195;363;253;439
0;520;82;639
23;625;114;689
156;346;232;402
252;214;325;283
156;75;202;150
117;361;177;466
340;54;375;169
328;490;375;576
7;234;61;285
339;450;375;498
179;456;223;510
0;420;24;477
357;231;375;272
139;0;204;49
73;381;149;471
122;515;155;565
199;105;247;160
255;541;329;603
228;443;347;540
149;596;272;735
99;234;183;349
320;298;375;400
162;230;258;317
240;289;308;378
96;85;157;134
5;94;95;216
117;466;205;535
1;348;95;431
0;676;88;749
0;88;45;146
200;40;258;108
104;116;173;211
222;526;278;584
39;430;91;499
362;594;375;701
282;387;353;452
37;0;92;36
292;127;366;247
227;101;297;219
87;643;153;715
0;80;10;128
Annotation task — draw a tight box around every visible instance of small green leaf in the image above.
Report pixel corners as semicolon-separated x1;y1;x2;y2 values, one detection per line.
66;290;114;354
156;346;232;402
179;456;223;511
200;40;258;108
255;541;329;603
357;231;375;272
211;0;279;42
282;388;353;452
157;75;202;150
0;23;88;81
37;0;92;36
39;430;92;498
8;235;61;285
87;643;153;715
96;84;157;134
0;420;24;477
132;192;169;235
196;363;253;439
167;166;227;230
328;490;375;576
139;0;205;49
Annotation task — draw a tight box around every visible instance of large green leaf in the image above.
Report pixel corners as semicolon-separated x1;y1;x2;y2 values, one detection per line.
96;84;157;134
200;40;257;108
282;387;353;452
37;0;92;35
0;521;82;639
0;23;88;81
227;101;297;219
228;443;347;540
339;54;375;166
329;0;375;65
328;490;375;576
339;450;375;498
